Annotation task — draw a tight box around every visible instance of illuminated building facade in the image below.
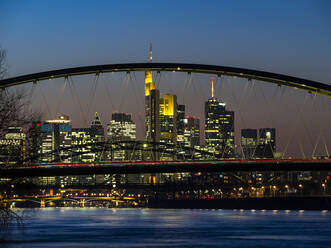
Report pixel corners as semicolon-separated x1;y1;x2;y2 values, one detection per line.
107;112;136;160
184;116;200;147
71;128;96;162
176;104;185;144
204;97;234;157
90;112;105;142
40;115;72;163
0;127;26;165
241;129;258;159
107;113;136;142
160;94;177;144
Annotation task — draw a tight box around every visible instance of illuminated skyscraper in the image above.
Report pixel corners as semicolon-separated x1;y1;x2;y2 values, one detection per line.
160;94;177;144
145;45;160;161
91;112;104;142
40;115;72;163
204;79;234;157
71;128;96;163
176;104;185;144
184;116;200;147
107;113;136;142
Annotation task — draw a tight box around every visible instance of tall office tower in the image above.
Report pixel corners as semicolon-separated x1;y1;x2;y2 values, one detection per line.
144;43;160;144
71;128;95;163
40;115;72;163
160;94;177;144
176;104;185;144
0;127;26;165
255;128;276;158
145;89;160;145
204;79;235;157
38;115;72;186
107;112;137;183
107;113;136;142
184;116;200;147
241;129;258;159
90;112;104;141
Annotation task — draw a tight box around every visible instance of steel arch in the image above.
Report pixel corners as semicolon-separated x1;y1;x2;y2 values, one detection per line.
0;63;330;97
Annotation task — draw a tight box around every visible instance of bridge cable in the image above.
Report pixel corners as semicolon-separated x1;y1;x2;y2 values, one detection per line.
282;91;310;158
86;73;100;120
36;81;53;119
54;77;68;117
256;80;283;157
67;76;89;126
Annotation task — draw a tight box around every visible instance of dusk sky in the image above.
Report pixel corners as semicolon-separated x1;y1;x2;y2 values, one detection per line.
1;0;331;156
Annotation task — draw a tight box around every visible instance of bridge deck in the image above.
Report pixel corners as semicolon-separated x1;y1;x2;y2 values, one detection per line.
1;159;331;178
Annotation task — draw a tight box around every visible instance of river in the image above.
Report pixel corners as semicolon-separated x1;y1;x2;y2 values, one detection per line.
1;208;331;247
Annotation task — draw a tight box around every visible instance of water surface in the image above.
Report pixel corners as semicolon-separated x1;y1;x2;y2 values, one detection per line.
2;208;331;247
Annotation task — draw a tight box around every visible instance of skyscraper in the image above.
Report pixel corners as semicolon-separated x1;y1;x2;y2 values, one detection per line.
204;79;234;157
241;129;258;159
107;113;136;142
176;104;185;144
40;115;72;163
184;116;200;147
144;45;160;162
160;94;177;144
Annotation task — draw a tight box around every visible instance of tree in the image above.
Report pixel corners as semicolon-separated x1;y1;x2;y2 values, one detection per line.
0;47;42;234
0;48;6;80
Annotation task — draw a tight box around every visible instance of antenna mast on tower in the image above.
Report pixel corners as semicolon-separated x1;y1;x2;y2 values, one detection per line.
211;77;214;98
149;42;152;62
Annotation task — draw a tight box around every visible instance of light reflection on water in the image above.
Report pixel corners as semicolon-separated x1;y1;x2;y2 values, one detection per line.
1;208;331;248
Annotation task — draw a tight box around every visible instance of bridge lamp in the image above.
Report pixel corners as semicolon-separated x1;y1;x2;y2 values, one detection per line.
322;183;326;194
298;184;303;188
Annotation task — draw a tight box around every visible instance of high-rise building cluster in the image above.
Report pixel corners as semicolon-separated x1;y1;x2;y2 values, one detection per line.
0;49;277;169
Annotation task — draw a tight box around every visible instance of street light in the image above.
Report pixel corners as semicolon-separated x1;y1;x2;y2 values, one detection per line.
322;183;326;195
298;184;303;196
285;185;289;197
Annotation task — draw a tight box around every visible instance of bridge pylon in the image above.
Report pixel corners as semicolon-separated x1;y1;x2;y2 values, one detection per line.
40;199;45;208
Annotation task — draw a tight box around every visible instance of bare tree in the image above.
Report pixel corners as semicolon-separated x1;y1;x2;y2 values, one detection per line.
0;47;41;234
0;48;7;80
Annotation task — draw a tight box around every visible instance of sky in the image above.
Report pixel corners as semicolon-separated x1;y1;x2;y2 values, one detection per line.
1;0;331;157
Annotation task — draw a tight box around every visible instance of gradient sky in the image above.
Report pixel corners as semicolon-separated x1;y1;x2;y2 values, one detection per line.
1;0;331;157
1;0;331;82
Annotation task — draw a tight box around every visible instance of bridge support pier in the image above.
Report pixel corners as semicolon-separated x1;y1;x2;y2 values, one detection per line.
40;199;45;208
80;199;85;208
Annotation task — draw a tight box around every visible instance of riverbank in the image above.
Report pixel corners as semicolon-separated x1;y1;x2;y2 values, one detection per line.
148;196;331;210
